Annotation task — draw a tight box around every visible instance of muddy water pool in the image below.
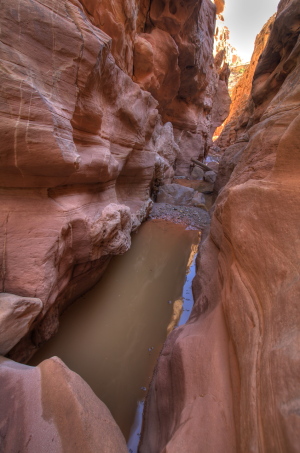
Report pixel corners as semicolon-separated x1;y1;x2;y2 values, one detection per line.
30;219;199;445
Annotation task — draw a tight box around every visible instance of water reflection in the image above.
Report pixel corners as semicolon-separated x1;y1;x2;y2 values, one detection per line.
30;220;199;442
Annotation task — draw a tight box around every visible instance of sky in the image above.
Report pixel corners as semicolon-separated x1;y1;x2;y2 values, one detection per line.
223;0;280;62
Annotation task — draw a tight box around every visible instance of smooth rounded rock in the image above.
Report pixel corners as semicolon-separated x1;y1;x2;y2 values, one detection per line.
156;184;195;206
190;166;204;180
0;356;128;452
204;170;217;183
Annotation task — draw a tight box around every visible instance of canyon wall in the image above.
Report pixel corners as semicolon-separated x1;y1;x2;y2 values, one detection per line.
214;14;275;192
140;0;300;452
0;0;228;450
0;0;226;363
215;14;275;149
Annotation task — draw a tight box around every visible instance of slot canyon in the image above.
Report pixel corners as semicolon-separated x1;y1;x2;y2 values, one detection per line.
0;0;299;452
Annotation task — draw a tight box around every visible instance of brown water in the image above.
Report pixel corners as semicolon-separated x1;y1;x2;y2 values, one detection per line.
30;220;199;442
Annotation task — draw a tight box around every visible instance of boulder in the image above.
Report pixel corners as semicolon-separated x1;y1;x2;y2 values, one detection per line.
191;192;206;207
206;161;219;172
0;356;128;452
156;184;195;206
190;166;204;180
204;170;217;183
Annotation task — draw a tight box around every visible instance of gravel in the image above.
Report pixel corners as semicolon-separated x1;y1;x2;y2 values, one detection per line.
148;202;211;231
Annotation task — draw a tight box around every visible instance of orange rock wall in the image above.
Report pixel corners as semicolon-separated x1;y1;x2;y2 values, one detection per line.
0;0;226;361
140;0;300;451
0;0;158;361
132;0;230;173
215;14;275;148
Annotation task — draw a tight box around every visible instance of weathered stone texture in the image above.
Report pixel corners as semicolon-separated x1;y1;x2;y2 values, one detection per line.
0;356;128;452
215;14;275;149
132;0;230;175
0;0;225;361
140;1;300;452
0;0;163;361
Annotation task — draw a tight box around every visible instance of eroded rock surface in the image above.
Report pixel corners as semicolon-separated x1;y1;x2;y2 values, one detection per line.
133;0;230;175
0;356;128;452
213;14;276;193
0;0;160;361
0;294;43;355
215;14;276;149
140;1;300;452
0;0;226;361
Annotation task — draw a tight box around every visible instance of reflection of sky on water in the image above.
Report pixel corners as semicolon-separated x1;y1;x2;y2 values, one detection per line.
127;236;200;452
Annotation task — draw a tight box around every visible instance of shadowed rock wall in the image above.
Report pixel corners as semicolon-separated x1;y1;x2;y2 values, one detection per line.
0;0;160;361
0;0;227;450
214;14;276;193
133;0;223;174
0;0;225;362
140;0;300;451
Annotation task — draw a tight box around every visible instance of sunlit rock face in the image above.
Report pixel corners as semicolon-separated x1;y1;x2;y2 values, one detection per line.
214;14;275;193
77;0;229;176
0;0;224;361
132;0;230;175
215;14;276;150
140;0;300;451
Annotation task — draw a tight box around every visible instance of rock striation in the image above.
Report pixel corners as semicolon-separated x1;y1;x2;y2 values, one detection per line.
0;0;226;362
140;1;300;452
0;0;156;361
214;14;276;193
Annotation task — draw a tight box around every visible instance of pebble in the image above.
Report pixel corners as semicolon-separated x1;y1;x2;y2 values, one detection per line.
149;202;211;230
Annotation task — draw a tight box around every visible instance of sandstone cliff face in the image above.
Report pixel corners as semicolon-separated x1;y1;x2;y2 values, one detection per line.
214;14;276;193
215;14;276;149
214;22;241;67
140;0;300;451
0;0;225;362
0;0;157;361
133;0;229;174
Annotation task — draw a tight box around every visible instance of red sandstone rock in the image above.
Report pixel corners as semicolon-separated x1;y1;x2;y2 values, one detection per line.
0;0;230;446
215;14;275;148
0;294;43;355
213;14;276;192
214;0;225;15
133;0;229;175
78;0;228;177
133;29;180;109
0;0;226;361
0;356;128;452
214;22;242;68
140;1;300;451
79;0;137;75
0;0;161;360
